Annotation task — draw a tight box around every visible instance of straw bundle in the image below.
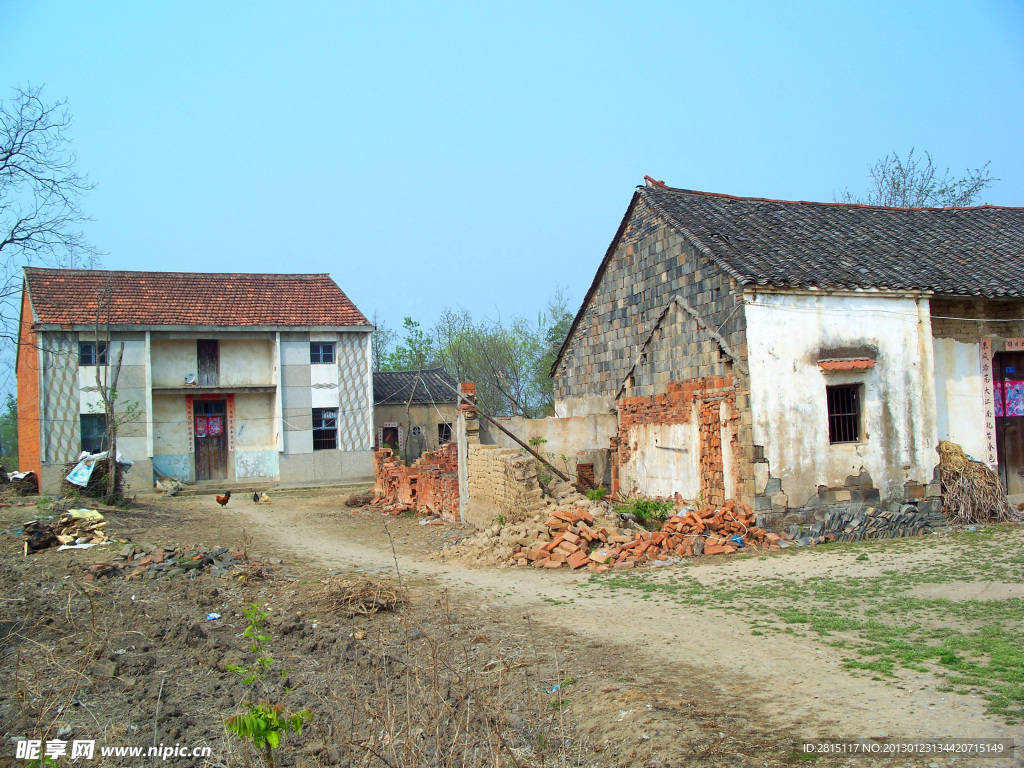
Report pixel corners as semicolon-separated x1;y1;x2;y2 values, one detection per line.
938;441;1021;524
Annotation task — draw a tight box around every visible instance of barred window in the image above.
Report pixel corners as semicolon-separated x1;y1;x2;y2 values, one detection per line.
81;414;107;453
438;422;452;444
310;342;335;364
312;408;338;450
826;385;861;444
79;342;107;366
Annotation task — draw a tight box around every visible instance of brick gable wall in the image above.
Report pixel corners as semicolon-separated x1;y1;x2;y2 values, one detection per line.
553;197;755;505
16;289;41;477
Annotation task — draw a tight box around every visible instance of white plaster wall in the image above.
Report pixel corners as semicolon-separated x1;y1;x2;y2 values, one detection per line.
310;357;341;408
152;395;190;455
620;421;701;498
234;393;275;448
151;340;198;387
745;291;938;506
933;337;986;461
220;339;274;387
553;394;616;418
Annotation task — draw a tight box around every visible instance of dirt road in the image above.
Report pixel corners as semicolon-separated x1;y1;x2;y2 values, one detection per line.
224;489;1022;762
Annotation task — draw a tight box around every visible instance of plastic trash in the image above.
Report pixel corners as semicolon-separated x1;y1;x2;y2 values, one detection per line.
729;535;745;548
206;613;221;621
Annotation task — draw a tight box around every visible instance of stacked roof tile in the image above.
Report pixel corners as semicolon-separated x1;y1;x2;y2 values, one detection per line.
24;269;369;327
640;183;1024;298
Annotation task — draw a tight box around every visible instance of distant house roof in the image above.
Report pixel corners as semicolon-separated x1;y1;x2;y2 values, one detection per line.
23;268;370;327
639;181;1024;298
373;368;459;406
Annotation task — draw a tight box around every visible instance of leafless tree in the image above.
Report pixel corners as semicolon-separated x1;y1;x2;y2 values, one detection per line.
87;277;141;501
836;147;996;208
1;85;99;373
370;311;396;371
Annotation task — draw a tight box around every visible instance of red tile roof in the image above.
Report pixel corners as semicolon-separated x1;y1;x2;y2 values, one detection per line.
24;268;369;327
818;359;875;371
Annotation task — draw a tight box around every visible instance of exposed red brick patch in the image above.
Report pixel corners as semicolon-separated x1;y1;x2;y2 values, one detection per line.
818;359;875;371
16;289;41;477
372;443;460;521
615;375;736;504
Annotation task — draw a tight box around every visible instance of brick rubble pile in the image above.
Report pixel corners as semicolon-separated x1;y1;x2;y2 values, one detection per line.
438;478;790;569
515;499;780;570
372;444;459;521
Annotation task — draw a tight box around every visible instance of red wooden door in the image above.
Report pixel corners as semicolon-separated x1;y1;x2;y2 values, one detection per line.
195;400;227;481
994;352;1024;497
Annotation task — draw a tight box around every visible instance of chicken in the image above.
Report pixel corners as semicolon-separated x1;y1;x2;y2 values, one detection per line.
259;492;272;504
216;490;232;507
252;491;261;504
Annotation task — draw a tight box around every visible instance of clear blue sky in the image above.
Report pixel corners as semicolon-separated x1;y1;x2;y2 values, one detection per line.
2;1;1023;335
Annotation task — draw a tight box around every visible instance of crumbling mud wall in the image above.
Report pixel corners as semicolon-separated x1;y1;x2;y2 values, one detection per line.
463;445;546;527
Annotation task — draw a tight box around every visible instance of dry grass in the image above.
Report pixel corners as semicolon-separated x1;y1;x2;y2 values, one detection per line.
308;575;408;616
938;440;1021;524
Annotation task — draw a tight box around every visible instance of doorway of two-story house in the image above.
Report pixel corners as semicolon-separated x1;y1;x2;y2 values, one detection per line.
994;351;1024;499
195;339;227;482
195;400;227;481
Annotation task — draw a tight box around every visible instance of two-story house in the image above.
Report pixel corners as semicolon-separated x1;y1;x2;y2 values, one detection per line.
17;268;375;494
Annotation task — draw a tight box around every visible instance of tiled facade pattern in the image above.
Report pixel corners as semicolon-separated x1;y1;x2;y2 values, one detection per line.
336;333;372;452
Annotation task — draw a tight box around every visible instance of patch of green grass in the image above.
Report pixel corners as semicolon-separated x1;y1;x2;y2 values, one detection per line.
586;526;1024;720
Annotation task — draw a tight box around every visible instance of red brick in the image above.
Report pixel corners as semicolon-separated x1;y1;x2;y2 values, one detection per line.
567;551;590;569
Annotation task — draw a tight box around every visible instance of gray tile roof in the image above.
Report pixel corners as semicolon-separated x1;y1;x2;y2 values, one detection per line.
641;182;1024;297
373;368;459;406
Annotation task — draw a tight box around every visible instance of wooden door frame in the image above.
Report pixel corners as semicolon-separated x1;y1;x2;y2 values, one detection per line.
194;397;228;481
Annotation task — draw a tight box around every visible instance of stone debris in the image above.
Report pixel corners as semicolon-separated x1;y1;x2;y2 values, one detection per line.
82;543;270;581
435;487;645;567
801;505;935;544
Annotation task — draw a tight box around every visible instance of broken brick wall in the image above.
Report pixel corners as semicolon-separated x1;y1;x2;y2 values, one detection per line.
616;375;741;506
372;442;460;522
464;444;545;527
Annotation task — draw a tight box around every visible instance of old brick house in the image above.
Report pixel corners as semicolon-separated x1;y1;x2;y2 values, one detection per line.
551;178;1024;524
372;368;459;462
18;268;375;493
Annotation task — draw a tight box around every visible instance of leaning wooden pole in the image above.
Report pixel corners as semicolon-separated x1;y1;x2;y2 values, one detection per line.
436;379;575;486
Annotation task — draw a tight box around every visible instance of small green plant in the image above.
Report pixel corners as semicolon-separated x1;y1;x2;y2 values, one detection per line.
615;497;675;528
586;487;607;502
225;604;310;768
495;513;506;525
856;553;869;562
226;703;308;768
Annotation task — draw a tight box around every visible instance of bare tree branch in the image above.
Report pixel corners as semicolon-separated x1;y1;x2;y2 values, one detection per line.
836;147;997;208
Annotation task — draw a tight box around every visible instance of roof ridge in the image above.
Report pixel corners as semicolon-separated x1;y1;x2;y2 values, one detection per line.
24;267;333;278
642;181;1021;212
